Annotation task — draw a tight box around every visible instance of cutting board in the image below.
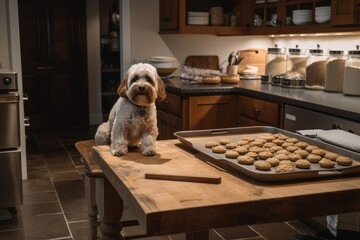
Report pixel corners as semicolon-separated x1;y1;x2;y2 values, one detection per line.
236;49;266;75
185;55;220;70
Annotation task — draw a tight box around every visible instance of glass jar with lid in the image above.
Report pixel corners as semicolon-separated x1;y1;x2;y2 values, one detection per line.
305;45;328;90
343;45;360;96
282;45;307;88
261;44;286;84
324;50;347;92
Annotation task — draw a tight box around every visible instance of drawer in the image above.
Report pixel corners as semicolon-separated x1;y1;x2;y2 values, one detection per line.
156;92;182;116
238;95;279;126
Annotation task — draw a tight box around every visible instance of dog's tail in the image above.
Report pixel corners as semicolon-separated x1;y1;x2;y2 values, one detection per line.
95;122;111;145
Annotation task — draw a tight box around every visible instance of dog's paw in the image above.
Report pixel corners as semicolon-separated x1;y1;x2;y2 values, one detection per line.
111;146;128;156
142;149;156;157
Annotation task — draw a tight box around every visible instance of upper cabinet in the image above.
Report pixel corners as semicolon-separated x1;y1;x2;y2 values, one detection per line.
159;0;360;36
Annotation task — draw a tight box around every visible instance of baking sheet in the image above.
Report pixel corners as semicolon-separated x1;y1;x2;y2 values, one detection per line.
174;126;360;182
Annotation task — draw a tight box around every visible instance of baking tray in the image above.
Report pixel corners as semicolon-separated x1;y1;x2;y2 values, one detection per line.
174;126;360;182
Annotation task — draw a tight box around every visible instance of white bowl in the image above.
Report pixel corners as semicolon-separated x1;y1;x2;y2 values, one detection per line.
315;16;330;23
187;16;209;25
293;18;312;25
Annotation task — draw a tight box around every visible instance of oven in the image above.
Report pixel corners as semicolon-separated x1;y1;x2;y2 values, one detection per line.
0;72;22;208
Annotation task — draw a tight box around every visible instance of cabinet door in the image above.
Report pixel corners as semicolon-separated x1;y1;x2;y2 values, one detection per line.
331;0;360;25
159;0;179;32
157;110;182;140
189;95;237;130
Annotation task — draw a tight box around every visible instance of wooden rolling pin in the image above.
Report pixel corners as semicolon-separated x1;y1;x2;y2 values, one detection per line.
145;173;221;184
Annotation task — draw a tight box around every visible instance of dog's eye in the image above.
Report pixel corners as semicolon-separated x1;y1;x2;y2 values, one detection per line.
131;75;139;84
145;76;155;86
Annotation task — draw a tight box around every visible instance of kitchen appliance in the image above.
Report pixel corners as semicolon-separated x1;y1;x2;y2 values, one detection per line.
0;71;22;208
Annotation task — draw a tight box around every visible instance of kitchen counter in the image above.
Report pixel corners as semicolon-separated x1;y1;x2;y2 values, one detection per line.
163;77;360;123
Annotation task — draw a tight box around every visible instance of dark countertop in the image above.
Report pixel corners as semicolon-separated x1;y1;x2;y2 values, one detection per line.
163;77;360;123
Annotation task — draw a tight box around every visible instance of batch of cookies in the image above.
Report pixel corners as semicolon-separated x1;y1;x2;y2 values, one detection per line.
205;133;355;173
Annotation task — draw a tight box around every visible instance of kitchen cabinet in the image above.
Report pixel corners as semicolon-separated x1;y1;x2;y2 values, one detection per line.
237;95;283;127
156;93;237;139
330;0;360;25
159;0;245;35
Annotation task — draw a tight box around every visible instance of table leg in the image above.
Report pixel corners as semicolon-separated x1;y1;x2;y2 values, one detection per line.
185;230;209;240
99;177;125;240
84;173;99;240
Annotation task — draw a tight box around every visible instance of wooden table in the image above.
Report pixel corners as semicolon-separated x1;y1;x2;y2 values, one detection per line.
92;140;360;240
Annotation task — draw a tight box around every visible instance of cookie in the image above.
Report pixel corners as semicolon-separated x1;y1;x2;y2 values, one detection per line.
234;146;248;155
305;145;318;153
254;160;272;171
286;145;299;153
254;138;267;144
324;152;339;161
277;134;289;140
294;149;309;159
282;142;294;148
295;159;311;169
311;149;326;157
306;154;322;163
336;156;353;166
225;142;237;149
277;149;290;155
279;160;294;166
275;154;290;161
242;136;255;142
266;157;280;167
319;158;336;168
295;141;308;149
237;155;255;165
259;135;276;142
270;145;283;152
289;153;302;162
275;163;295;173
286;137;299;144
258;151;273;160
212;145;226;154
237;140;249;146
272;139;285;146
220;138;231;145
249;146;263;154
263;142;276;148
249;141;264;147
225;150;239;159
205;141;219;148
245;151;258;159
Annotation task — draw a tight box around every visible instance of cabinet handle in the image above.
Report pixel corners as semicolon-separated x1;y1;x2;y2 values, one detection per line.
35;66;55;70
252;107;261;117
163;100;169;104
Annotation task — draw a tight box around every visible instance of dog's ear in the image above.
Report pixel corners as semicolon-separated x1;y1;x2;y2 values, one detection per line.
117;72;129;96
156;76;167;102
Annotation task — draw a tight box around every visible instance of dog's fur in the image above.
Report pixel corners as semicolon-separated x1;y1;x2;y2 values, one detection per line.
95;63;166;156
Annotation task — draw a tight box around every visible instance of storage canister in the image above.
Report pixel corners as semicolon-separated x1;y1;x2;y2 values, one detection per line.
305;45;327;90
262;45;286;84
282;45;307;88
324;50;347;92
343;46;360;96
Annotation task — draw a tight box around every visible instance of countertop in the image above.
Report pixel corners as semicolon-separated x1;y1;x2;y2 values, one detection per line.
163;77;360;123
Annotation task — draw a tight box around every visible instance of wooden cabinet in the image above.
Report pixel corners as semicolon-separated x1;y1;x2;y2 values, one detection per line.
159;0;245;35
156;93;237;139
330;0;360;25
237;95;282;127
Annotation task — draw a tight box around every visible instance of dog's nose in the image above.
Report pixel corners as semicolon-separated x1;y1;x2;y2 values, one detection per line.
138;86;145;92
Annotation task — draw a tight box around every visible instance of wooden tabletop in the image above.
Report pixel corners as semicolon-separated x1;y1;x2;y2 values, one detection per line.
92;139;360;237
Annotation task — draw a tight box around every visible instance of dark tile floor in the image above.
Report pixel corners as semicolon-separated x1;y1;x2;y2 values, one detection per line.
0;127;321;240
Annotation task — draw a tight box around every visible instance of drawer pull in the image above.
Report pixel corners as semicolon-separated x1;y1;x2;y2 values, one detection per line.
252;107;261;117
163;100;169;104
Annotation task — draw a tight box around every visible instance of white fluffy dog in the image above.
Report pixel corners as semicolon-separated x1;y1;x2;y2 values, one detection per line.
95;63;166;156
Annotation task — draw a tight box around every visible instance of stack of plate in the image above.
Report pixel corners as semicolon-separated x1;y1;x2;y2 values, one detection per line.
315;6;331;23
148;56;177;77
187;12;209;25
292;9;313;25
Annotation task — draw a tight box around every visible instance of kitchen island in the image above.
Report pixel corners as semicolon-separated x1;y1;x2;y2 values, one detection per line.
91;139;360;240
163;77;360;123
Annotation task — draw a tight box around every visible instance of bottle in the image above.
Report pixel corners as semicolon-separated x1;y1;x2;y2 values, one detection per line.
343;45;360;96
324;50;347;92
282;45;307;88
305;45;327;90
262;44;286;85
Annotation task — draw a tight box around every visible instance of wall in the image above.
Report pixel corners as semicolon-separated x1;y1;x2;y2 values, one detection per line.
0;0;10;70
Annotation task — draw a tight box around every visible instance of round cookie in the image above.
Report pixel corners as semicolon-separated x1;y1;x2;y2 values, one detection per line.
275;163;295;173
279;160;294;166
205;141;219;148
237;155;255;165
249;141;264;147
259;135;276;142
295;141;308;149
258;151;273;160
272;139;285;146
289;153;302;162
270;145;283;152
254;138;267;144
282;142;294;148
305;145;318;153
245;151;258;159
294;149;309;159
286;145;299;153
286;137;299;144
277;149;290;155
225;150;239;159
275;154;290;161
324;152;339;161
249;146;263;154
277;134;289;140
225;142;237;149
311;149;327;157
212;145;226;154
306;154;322;163
264;142;276;148
336;156;353;166
295;159;311;169
234;146;248;155
237;140;249;146
254;160;272;171
242;136;255;142
319;158;336;168
266;157;280;167
220;138;231;145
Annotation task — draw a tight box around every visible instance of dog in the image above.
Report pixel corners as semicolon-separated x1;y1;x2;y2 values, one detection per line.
95;63;166;156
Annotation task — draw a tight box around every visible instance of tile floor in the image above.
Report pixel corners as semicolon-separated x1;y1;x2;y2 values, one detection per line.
0;127;326;240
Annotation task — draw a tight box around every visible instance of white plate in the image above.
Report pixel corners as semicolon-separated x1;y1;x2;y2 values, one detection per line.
187;16;209;25
315;17;330;23
188;12;209;17
148;56;176;62
293;18;312;25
